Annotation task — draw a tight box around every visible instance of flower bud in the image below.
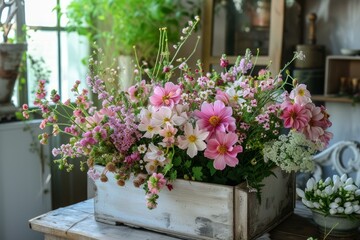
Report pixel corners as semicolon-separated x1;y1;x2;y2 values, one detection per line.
340;174;347;183
345;177;354;185
106;162;116;172
344;202;352;208
345;206;354;215
313;202;320;209
335;197;341;203
324;186;333;195
344;184;357;191
329;208;337;215
302;199;314;208
353;205;360;212
324;177;331;186
306;178;315;191
337;207;344;213
333;175;340;187
100;174;108;182
329;202;339;209
117;179;125;186
356;189;360;196
296;188;305;199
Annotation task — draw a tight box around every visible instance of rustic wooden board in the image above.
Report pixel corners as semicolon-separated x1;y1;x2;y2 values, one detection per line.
235;167;295;239
93;166;295;240
94;166;235;240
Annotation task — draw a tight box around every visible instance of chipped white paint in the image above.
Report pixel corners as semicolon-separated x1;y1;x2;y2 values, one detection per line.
93;166;295;240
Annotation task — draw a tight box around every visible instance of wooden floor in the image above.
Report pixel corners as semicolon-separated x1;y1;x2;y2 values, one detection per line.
29;199;360;240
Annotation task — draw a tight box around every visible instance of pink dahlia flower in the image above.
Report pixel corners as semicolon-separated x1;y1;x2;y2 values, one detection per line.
149;82;181;108
194;100;236;138
204;131;243;170
281;103;311;131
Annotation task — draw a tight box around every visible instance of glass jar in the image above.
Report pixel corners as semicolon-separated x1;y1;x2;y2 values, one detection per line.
251;0;271;28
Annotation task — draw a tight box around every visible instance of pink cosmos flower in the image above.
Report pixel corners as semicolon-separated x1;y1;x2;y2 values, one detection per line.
289;84;311;105
149;82;181;108
204;131;243;170
281;103;311;131
159;124;177;145
138;118;161;138
194;100;236;138
215;90;230;105
301;103;324;141
127;80;149;103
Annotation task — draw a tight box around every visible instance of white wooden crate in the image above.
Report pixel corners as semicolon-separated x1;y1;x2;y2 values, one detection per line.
93;166;295;240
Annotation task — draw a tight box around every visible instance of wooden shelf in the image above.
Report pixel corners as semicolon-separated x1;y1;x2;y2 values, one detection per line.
312;94;354;103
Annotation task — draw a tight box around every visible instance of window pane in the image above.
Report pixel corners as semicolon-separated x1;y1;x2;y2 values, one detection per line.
25;0;57;26
60;32;89;101
27;31;59;107
59;0;73;27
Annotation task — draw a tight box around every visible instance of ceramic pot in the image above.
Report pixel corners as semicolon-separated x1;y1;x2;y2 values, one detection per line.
312;209;360;237
0;43;27;121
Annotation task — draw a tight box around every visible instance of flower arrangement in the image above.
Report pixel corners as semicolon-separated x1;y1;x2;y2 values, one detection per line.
297;174;360;217
23;16;333;209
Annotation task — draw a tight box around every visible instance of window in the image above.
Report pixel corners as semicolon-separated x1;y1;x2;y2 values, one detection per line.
17;0;89;107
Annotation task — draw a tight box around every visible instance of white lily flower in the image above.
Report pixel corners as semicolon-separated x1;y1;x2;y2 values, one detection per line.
340;173;347;183
344;184;357;192
345;177;354;185
353;205;360;212
306;178;315;191
337;207;344;213
302;199;314;208
329;208;337;215
324;177;331;186
296;188;305;199
345;206;354;215
333;175;340;187
324;186;333;195
329;202;339;209
355;189;360;196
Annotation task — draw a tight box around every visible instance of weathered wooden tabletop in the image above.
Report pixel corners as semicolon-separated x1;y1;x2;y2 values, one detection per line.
29;199;360;240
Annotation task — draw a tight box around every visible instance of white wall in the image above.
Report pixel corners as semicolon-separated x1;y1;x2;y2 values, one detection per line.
304;0;360;144
305;0;360;55
0;120;52;240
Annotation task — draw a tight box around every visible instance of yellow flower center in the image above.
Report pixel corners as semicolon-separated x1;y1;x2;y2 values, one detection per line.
147;125;154;131
217;145;227;154
166;131;173;137
209;115;220;126
163;117;170;123
298;89;305;96
162;95;171;105
188;135;197;143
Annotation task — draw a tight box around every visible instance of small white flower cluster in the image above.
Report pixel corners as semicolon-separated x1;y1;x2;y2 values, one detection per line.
297;174;360;216
263;131;316;172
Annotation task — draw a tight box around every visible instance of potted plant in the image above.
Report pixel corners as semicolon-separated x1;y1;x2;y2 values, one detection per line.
22;16;334;239
0;0;27;121
297;174;360;237
64;0;201;90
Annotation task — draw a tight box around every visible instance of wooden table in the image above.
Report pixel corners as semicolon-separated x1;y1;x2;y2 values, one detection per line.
29;199;360;240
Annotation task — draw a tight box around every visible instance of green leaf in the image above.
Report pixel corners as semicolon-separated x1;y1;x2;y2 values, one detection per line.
184;160;191;169
173;156;181;166
207;161;216;176
192;166;203;181
163;163;173;175
169;170;177;181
